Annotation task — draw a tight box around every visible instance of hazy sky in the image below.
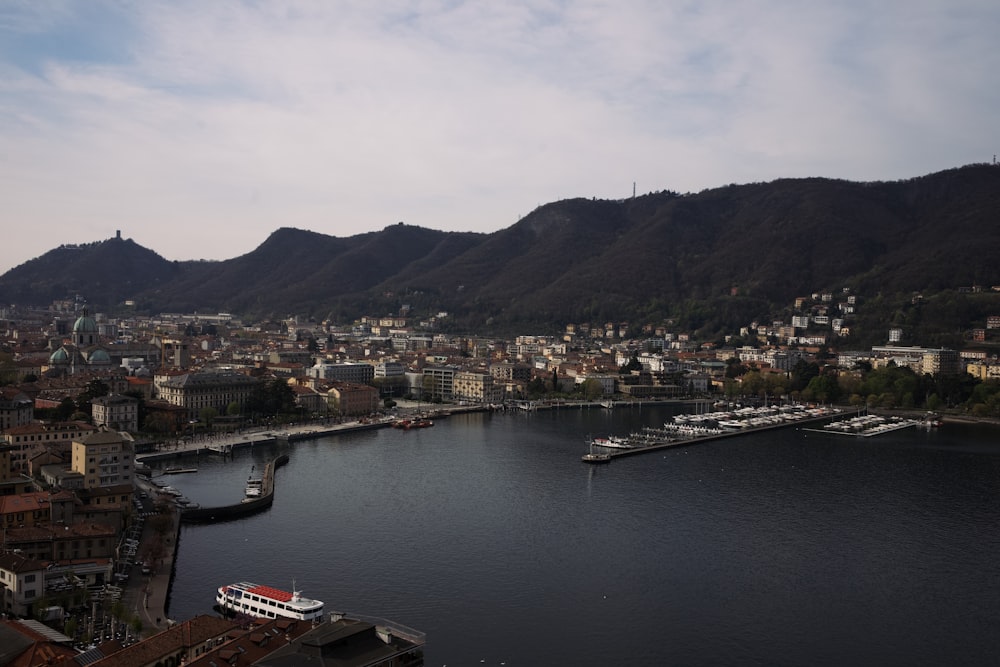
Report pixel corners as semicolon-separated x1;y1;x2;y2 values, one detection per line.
2;1;997;274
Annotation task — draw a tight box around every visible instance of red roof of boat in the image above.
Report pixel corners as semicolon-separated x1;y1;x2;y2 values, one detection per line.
247;584;293;602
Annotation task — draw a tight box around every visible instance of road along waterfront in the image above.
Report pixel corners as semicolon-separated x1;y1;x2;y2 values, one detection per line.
152;405;1000;666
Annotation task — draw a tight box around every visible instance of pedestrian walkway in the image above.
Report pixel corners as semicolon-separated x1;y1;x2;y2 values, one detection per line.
120;504;181;636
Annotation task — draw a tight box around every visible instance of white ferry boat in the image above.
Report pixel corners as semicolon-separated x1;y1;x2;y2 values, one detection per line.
216;582;324;621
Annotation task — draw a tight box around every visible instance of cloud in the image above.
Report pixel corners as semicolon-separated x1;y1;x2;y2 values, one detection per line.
1;1;998;276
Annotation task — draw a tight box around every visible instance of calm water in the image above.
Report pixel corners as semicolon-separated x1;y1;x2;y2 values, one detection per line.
160;406;1000;666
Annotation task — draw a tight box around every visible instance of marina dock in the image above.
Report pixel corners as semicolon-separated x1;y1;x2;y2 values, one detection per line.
803;413;921;437
583;405;841;463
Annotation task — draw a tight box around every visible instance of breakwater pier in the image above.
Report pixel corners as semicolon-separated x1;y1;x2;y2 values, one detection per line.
584;404;841;463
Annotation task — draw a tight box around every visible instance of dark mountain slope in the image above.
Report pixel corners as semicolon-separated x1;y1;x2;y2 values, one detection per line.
0;236;179;307
2;164;998;342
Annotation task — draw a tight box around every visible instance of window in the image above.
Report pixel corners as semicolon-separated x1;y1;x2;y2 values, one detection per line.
25;574;35;582
25;589;36;598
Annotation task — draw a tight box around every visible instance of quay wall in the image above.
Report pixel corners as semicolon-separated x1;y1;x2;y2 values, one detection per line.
179;454;289;524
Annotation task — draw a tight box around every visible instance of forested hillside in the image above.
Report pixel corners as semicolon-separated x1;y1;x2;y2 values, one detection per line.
3;164;999;345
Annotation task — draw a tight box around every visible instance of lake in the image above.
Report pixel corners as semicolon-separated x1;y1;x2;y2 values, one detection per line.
159;405;1000;666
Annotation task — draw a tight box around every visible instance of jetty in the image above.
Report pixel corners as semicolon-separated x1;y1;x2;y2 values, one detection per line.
804;413;920;437
582;404;840;463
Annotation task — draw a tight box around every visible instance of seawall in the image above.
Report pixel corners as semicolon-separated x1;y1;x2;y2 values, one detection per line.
179;453;289;524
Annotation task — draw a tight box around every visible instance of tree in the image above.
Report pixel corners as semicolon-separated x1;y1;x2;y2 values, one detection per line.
246;378;296;417
620;354;642;373
581;378;604;400
54;397;76;421
789;360;820;393
805;373;840;404
75;377;111;419
526;377;546;399
199;407;218;427
725;358;748;379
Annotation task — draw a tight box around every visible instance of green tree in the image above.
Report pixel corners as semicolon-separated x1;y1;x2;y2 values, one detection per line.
246;377;296;417
581;378;604;400
54;397;76;421
620;354;642;373
526;377;546;399
199;407;218;426
789;361;820;393
806;374;840;404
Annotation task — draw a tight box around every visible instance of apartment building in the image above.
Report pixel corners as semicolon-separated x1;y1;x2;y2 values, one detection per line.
421;366;457;401
70;427;135;490
453;370;503;404
92;393;139;432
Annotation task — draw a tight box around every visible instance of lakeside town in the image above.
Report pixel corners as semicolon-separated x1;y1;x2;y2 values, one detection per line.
2;291;1000;665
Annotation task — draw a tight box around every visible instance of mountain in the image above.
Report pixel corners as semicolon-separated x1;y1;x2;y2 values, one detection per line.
3;164;999;344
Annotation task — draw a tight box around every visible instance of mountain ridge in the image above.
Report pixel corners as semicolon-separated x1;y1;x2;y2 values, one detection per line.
3;164;999;345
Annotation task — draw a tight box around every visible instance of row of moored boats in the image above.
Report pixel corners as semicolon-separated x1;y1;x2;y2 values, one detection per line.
591;404;838;450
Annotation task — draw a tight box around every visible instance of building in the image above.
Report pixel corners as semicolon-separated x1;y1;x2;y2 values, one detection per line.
453;370;503;404
250;615;426;667
0;444;33;496
0;618;77;665
0;491;57;529
326;382;380;417
79;615;238;667
70;427;135;490
158;371;259;421
308;362;375;385
574;373;616;396
0;552;47;617
489;362;532;383
290;383;326;414
92;394;139;432
374;360;406;378
921;348;963;376
0;387;33;431
45;309;114;375
3;521;117;566
421;366;456;401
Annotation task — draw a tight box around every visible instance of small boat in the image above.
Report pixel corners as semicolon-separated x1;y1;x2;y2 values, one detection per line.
582;434;613;464
216;581;324;621
392;418;434;429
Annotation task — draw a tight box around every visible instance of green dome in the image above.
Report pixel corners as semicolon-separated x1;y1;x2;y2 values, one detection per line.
49;347;69;364
73;314;98;334
89;348;111;363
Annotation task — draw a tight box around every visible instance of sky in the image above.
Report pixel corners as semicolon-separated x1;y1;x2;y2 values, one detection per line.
1;1;998;274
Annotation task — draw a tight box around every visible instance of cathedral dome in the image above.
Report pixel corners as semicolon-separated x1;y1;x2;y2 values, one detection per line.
49;347;70;364
89;348;111;364
73;312;98;335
